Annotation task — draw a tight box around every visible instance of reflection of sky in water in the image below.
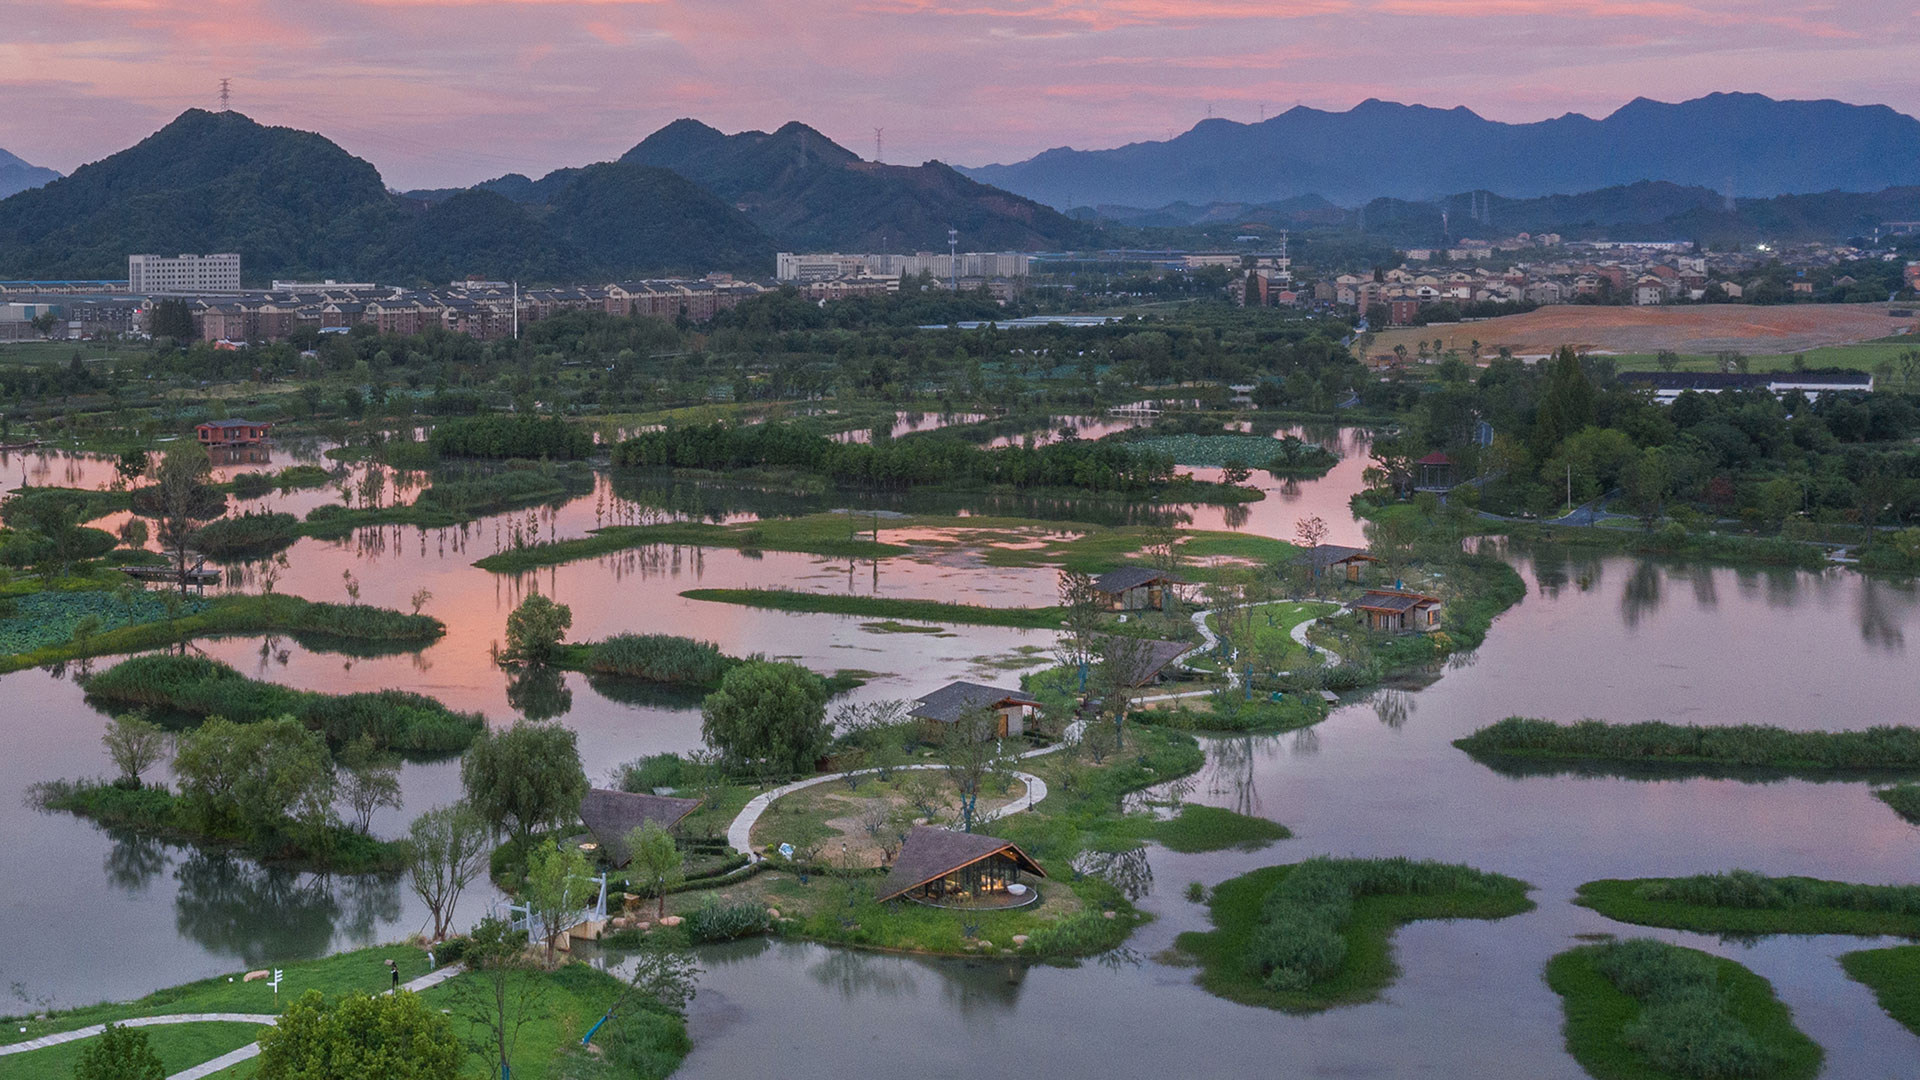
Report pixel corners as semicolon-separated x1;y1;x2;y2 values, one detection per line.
5;434;1920;1073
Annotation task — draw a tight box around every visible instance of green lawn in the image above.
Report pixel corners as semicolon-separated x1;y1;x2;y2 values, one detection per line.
1174;861;1534;1013
1608;335;1919;375
1576;876;1920;938
1839;945;1920;1038
1;946;685;1080
3;1021;262;1080
1545;943;1822;1080
1202;599;1338;668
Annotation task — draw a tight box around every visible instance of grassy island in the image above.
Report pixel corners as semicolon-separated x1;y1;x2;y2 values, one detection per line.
0;592;444;674
1873;783;1920;824
1546;939;1821;1080
82;653;484;755
32;778;407;873
1174;857;1534;1012
1839;946;1920;1038
1574;872;1920;938
549;631;862;696
680;588;1066;629
1455;717;1920;778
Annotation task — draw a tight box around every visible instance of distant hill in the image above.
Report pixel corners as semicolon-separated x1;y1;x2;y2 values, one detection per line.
963;93;1920;209
0;110;391;280
623;119;1095;251
0;148;60;200
0;111;774;284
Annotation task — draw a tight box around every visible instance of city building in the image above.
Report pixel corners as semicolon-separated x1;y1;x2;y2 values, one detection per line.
775;252;1030;283
129;253;242;295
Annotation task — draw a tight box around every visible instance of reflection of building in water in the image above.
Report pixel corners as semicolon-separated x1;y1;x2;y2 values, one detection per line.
207;443;273;466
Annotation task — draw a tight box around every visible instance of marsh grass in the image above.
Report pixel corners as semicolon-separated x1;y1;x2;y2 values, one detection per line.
1547;940;1821;1080
1838;945;1920;1038
1575;872;1920;937
1175;858;1533;1012
1457;717;1920;774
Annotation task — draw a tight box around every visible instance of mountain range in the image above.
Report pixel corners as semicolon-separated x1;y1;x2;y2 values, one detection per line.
1090;181;1920;247
0;111;1091;284
0;148;59;200
961;93;1920;210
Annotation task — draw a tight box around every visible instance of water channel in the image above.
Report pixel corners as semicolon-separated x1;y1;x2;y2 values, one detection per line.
3;426;1918;1078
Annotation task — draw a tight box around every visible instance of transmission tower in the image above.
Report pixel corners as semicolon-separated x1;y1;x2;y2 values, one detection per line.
873;127;884;163
218;78;231;112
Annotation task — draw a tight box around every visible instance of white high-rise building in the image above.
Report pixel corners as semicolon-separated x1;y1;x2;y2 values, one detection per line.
129;253;242;294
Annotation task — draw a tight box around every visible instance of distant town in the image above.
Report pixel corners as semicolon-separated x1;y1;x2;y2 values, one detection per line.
0;234;1916;347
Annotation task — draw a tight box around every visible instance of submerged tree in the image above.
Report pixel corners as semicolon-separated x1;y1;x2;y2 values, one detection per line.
101;712;168;788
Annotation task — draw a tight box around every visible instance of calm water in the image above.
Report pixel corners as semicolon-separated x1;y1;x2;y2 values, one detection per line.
5;432;1920;1078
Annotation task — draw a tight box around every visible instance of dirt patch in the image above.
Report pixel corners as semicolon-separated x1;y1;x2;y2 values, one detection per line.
1373;303;1918;359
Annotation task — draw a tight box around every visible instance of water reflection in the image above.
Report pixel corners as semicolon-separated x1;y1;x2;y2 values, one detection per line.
171;850;400;966
103;830;169;894
1372;689;1414;730
1070;847;1154;902
505;664;573;721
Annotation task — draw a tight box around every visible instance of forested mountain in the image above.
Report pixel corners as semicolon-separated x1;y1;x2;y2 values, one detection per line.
1089;181;1920;248
0;111;774;283
0;110;391;280
0;148;60;199
964;93;1920;209
622;119;1095;251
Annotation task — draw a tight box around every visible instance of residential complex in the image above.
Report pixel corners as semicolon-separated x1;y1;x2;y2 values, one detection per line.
127;253;242;295
776;251;1031;282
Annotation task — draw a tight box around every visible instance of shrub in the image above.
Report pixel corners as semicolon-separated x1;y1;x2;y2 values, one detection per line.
618;752;686;793
684;898;770;943
192;510;302;558
428;414;594;460
588;634;735;686
1246;857;1528;992
1590;939;1782;1079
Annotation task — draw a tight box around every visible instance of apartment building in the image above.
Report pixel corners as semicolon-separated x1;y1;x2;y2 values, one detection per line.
129;253;242;294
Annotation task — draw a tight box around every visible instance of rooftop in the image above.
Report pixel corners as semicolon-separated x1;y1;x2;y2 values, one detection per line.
578;788;704;865
1092;566;1184;594
876;826;1047;903
909;681;1040;725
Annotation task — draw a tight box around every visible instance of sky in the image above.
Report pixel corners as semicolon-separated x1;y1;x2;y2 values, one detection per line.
2;0;1915;191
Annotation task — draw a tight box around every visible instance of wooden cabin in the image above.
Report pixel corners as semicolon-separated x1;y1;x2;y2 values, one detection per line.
1296;544;1382;582
577;788;703;867
909;681;1039;740
195;418;272;446
1353;589;1443;634
1091;566;1185;611
876;826;1047;909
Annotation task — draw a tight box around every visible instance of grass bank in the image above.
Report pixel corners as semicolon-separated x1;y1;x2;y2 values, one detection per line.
1546;940;1821;1080
0;592;443;674
1839;945;1920;1038
1148;804;1291;852
1456;717;1920;777
82;653;483;755
1574;872;1920;938
681;588;1065;629
0;944;687;1080
550;633;864;697
1174;858;1534;1012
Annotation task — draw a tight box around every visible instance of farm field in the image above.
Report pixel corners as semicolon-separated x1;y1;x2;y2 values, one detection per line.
1373;303;1918;362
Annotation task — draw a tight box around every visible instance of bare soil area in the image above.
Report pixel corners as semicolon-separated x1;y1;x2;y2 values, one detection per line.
1374;303;1918;359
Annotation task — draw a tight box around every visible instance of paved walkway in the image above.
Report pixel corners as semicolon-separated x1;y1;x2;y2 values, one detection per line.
727;763;1049;858
1190;599;1345;688
1;964;465;1080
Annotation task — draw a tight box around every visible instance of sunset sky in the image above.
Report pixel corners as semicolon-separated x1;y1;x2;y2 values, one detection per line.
2;0;1914;190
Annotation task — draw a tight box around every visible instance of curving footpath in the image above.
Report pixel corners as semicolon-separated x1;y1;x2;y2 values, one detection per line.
0;964;465;1080
726;723;1079;859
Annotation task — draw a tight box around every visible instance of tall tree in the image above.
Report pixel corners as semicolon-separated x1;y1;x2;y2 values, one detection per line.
153;439;215;593
698;660;829;779
524;842;593;967
457;918;548;1080
101;712;168;788
940;706;1014;833
338;737;402;834
501;593;572;665
459;720;588;852
404;802;491;941
625;821;685;919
